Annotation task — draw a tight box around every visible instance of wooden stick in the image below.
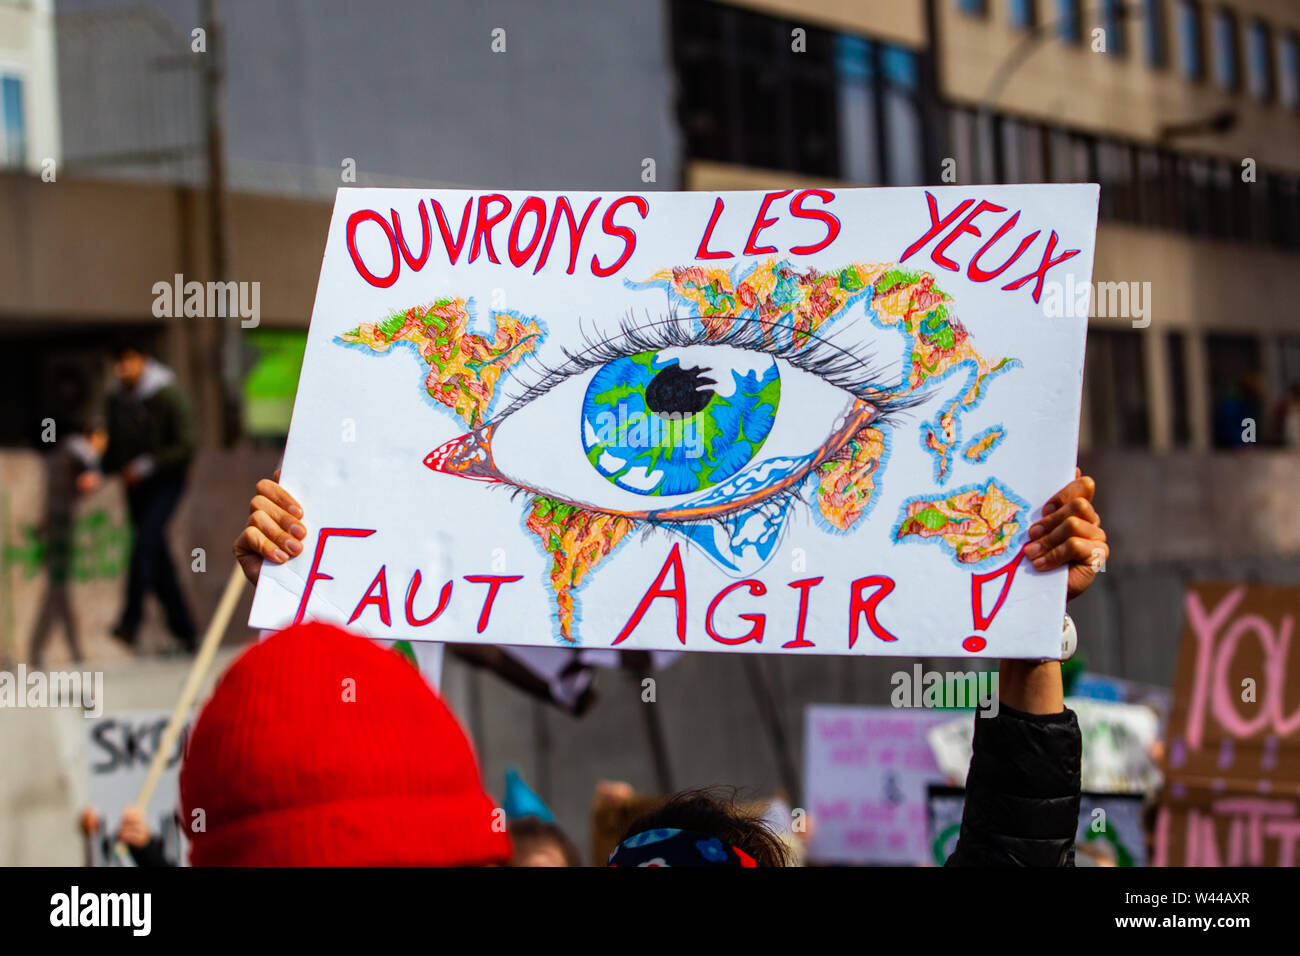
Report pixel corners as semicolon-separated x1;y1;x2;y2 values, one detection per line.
114;563;245;859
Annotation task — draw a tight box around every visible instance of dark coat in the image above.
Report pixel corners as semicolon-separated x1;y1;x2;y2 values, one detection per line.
102;362;195;481
945;704;1082;867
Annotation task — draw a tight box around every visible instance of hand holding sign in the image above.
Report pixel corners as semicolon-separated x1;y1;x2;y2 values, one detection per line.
1025;468;1107;599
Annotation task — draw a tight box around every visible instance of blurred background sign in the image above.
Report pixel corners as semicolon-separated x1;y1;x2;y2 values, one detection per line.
1156;583;1300;866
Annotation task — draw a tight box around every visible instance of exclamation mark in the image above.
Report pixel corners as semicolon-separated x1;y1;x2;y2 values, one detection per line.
963;546;1027;653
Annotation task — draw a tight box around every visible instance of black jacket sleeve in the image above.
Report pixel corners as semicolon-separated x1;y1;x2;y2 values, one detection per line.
945;703;1082;867
149;384;197;475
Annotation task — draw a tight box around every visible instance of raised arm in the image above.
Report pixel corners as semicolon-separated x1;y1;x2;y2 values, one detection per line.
946;469;1105;867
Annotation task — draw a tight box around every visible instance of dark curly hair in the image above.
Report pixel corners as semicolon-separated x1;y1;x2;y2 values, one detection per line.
616;787;793;867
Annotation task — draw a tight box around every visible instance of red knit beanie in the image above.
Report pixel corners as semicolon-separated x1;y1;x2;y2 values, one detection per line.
180;622;510;866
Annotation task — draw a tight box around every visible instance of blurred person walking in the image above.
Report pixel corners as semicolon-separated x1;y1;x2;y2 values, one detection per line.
28;419;106;668
102;342;198;653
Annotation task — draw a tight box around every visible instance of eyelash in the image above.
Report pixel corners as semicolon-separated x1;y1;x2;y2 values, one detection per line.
496;308;922;424
487;308;925;530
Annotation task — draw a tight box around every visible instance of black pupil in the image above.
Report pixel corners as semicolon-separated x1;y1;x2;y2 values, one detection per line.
646;362;716;417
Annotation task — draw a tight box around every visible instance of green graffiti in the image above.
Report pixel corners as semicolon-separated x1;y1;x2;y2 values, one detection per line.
4;509;131;582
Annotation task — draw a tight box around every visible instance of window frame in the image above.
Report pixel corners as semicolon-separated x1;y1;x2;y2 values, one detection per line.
0;70;26;169
1278;29;1300;110
1102;0;1129;57
1144;0;1169;69
1210;6;1241;91
1245;19;1274;102
1176;0;1207;82
1008;0;1038;30
1057;0;1084;45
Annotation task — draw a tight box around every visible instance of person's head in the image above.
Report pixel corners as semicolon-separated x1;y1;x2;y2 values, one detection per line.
508;817;583;867
111;340;149;388
608;787;792;867
180;622;511;866
85;421;108;455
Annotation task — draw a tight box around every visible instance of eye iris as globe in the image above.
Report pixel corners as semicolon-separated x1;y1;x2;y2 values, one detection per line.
580;348;781;497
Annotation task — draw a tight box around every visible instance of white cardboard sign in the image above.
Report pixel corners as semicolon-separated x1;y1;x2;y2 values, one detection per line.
85;711;191;866
804;705;953;865
251;185;1098;657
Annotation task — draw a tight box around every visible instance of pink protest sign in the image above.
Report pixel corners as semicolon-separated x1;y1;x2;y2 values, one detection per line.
1155;583;1300;866
803;705;954;864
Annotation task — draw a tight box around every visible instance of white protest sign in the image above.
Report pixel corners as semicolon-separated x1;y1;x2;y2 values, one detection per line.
927;785;1148;866
927;696;1162;794
803;704;953;864
251;186;1098;657
85;711;191;866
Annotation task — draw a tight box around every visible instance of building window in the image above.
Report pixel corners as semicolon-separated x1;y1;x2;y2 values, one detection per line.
880;46;924;185
1008;0;1036;30
1246;21;1274;100
1279;31;1300;108
958;0;989;15
1135;147;1172;227
1206;334;1262;449
1084;330;1150;448
1102;0;1127;56
835;35;880;184
1274;176;1300;250
1166;332;1191;447
1176;0;1205;79
670;0;840;178
946;109;975;184
951;102;1300;252
999;119;1045;183
672;1;729;165
1057;0;1083;44
671;1;931;182
1278;336;1300;448
1096;139;1138;222
1144;0;1168;68
1046;127;1092;183
1211;7;1240;90
0;74;25;168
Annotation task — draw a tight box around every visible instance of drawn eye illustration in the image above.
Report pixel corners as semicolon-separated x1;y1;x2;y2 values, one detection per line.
423;314;908;574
